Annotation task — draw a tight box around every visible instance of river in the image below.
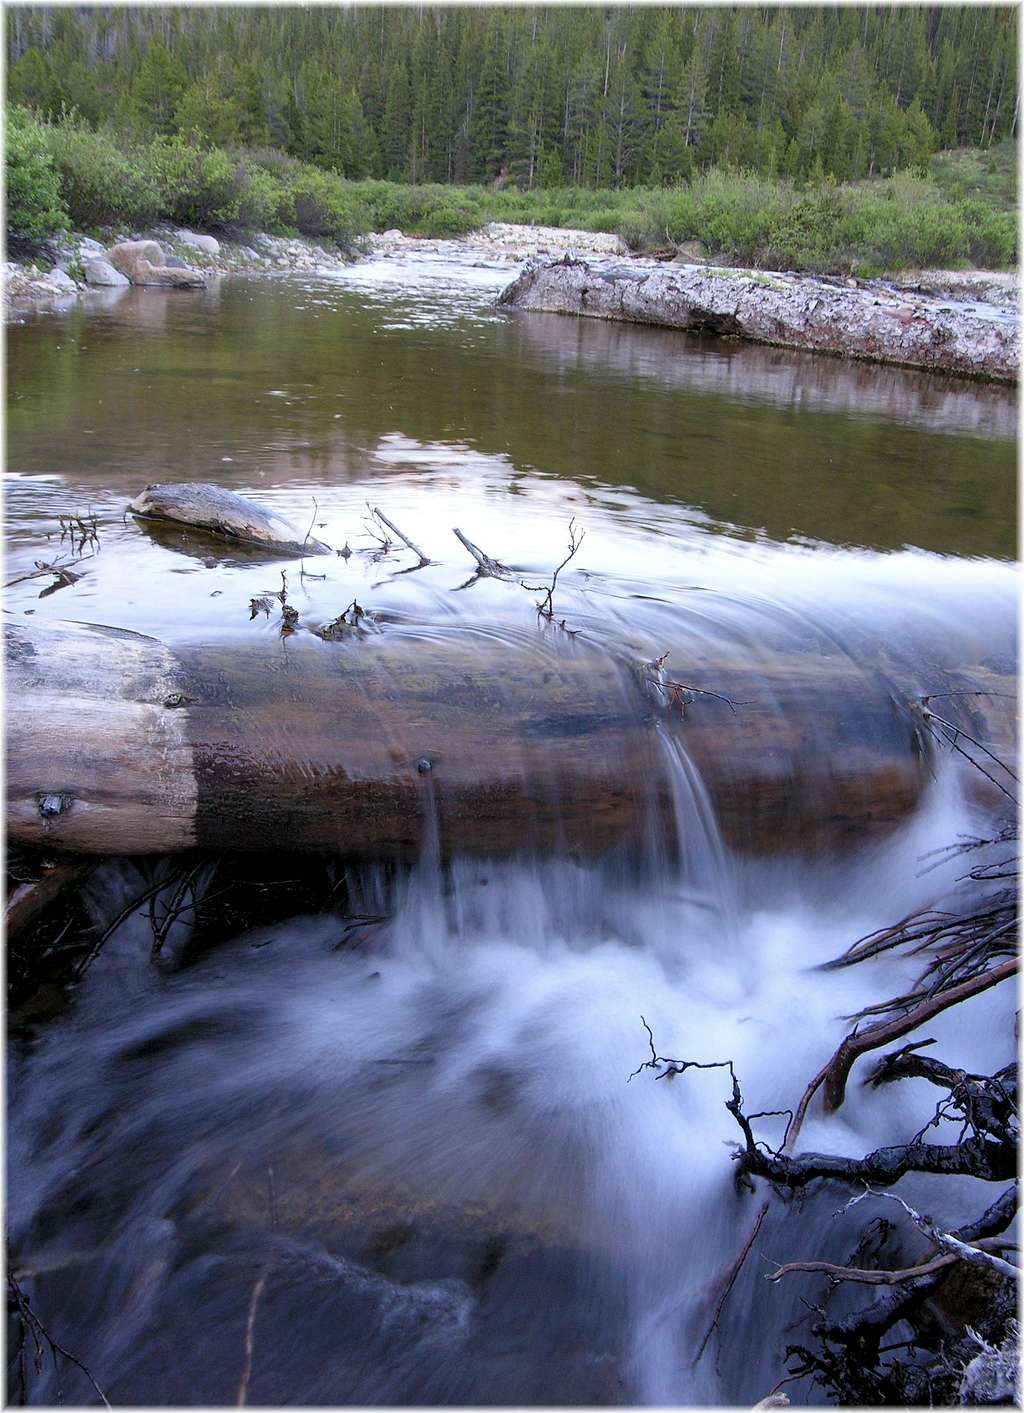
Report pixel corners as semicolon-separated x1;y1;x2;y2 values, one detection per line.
5;252;1018;1405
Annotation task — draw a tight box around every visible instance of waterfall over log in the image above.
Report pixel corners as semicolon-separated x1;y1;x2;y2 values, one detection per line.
10;619;1011;861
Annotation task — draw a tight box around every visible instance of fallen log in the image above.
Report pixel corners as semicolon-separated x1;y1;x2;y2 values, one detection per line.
5;860;90;942
497;259;1019;383
129;483;330;555
7;619;997;862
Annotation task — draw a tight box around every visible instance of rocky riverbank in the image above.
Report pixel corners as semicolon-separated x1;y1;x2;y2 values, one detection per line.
6;222;1018;384
4;226;358;313
4;222;629;316
498;256;1019;382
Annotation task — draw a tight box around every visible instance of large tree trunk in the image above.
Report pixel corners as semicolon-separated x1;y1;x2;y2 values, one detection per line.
6;621;1010;861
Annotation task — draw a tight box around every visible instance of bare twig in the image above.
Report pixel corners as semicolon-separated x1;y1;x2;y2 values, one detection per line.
521;517;584;619
7;1271;111;1407
372;507;429;565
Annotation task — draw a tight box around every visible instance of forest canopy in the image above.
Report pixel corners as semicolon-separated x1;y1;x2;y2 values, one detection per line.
6;5;1018;188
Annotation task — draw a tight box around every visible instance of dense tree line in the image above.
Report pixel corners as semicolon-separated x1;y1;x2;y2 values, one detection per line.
6;6;1018;188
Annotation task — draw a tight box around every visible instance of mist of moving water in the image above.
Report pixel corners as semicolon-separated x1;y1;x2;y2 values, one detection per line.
6;258;1017;1406
8;625;1014;1406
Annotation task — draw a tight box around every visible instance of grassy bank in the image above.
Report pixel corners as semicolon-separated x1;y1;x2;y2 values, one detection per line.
7;107;1017;276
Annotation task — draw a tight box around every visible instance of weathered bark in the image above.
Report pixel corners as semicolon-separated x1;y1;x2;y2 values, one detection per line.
6;621;1012;861
129;483;330;555
7;621;1016;859
498;258;1019;382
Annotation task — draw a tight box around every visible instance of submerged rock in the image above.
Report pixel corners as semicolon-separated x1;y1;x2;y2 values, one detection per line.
498;257;1019;382
129;482;330;555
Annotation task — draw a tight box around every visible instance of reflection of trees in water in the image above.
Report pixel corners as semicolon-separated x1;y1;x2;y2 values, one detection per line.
6;278;1015;558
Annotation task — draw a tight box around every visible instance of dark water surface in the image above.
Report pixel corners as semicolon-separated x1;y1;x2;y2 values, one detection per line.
5;256;1018;1407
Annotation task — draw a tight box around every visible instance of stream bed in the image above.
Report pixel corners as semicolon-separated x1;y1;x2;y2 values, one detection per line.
5;254;1018;1405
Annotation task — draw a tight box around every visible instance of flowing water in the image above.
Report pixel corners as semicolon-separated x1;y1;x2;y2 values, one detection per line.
5;255;1018;1406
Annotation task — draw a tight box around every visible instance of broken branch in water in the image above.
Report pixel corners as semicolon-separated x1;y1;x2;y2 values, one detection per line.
452;527;513;579
236;1265;270;1407
298;498;328;580
313;599;368;640
372;506;429;565
58;510;100;555
647;653;753;717
5;559;83;596
521;517;584;620
7;1270;111;1408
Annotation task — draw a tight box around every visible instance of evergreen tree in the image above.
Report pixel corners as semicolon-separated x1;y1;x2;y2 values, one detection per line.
129;39;186;138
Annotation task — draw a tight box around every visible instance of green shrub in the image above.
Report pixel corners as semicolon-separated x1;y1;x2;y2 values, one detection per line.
284;168;370;247
407;191;481;237
44;120;161;228
233;165;291;232
6;105;68;239
147;137;243;229
958;198;1017;267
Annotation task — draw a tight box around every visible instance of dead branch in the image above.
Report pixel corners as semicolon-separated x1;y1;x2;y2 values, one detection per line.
313;600;368;640
236;1265;270;1407
909;698;1017;805
815;1183;1019;1348
452;527;513;578
766;1238;1016;1287
645;654;752;717
7;1270;111;1408
5;860;90;941
819;956;1018;1113
372;507;429;565
692;1200;770;1367
521;517;584;620
839;1186;1020;1280
5;558;83;595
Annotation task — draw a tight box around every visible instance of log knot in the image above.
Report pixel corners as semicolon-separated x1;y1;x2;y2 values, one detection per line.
36;791;74;819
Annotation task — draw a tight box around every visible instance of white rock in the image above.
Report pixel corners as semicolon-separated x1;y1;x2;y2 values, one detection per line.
85;259;130;287
175;229;220;255
46;269;78;291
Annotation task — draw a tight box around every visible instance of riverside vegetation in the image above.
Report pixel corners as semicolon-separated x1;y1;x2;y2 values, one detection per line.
6;107;1018;279
5;4;1018;278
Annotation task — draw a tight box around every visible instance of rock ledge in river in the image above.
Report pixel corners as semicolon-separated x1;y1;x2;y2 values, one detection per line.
498;257;1018;382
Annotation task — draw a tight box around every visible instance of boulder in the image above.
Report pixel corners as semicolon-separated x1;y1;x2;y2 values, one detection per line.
107;240;205;289
673;239;709;264
84;259;130;288
498;258;1019;382
45;268;78;291
175;229;220;255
